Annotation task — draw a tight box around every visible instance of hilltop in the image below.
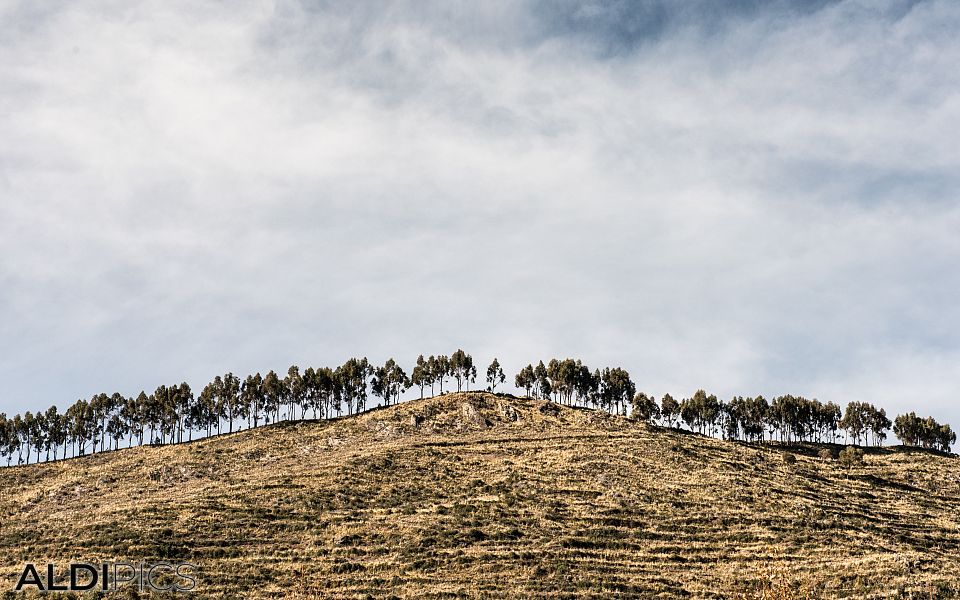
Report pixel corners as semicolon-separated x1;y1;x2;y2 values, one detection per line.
1;392;959;598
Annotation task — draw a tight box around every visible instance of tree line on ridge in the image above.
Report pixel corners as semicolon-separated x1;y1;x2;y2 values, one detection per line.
0;352;954;466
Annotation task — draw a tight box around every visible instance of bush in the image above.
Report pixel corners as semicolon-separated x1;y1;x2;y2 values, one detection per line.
838;446;864;467
782;452;796;465
817;448;835;461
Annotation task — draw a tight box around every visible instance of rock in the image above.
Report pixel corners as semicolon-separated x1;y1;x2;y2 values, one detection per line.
539;401;560;416
500;403;520;422
460;403;491;428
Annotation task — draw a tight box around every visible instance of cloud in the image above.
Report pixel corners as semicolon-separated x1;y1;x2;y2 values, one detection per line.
0;0;958;428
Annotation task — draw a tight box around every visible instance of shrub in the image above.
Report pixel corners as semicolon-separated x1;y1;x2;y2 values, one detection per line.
838;446;864;467
782;452;796;466
818;448;835;461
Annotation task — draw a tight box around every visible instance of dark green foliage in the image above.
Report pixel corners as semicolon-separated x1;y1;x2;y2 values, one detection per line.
893;412;955;452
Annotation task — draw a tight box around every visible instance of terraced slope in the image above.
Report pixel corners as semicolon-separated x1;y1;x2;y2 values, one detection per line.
2;392;959;598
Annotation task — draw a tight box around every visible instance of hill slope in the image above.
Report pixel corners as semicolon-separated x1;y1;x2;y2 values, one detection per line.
2;392;959;598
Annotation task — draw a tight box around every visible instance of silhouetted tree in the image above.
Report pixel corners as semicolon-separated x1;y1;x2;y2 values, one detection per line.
337;357;372;415
631;392;660;423
894;412;955;452
515;364;535;397
411;355;430;399
661;394;680;428
372;358;409;406
486;358;505;392
450;349;476;392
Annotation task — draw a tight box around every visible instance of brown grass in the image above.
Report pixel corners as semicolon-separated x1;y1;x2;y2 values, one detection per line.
1;392;959;599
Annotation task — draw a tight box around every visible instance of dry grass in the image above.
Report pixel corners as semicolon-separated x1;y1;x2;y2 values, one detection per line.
2;392;959;599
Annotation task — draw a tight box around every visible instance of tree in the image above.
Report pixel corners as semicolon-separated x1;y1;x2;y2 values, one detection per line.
45;406;67;461
486;358;505;392
221;373;241;433
198;378;221;438
742;396;769;442
515;364;536;397
21;412;35;464
831;401;887;446
261;371;285;424
285;365;306;420
106;409;126;451
242;373;264;428
894;412;956;452
534;361;551;400
599;368;635;415
661;394;680;428
372;358;409;406
312;367;339;418
630;392;660;423
680;390;720;434
0;414;12;466
337;357;372;415
432;355;450;394
450;349;475;392
411;355;430;399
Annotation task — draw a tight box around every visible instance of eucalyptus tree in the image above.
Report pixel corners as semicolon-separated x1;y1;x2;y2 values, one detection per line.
29;410;46;463
261;370;284;424
242;373;264;428
534;361;551;400
680;390;720;435
309;366;339;419
742;396;769;442
432;355;450;394
20;412;35;464
839;402;888;446
337;357;372;415
575;364;598;407
869;407;892;446
486;358;505;392
411;355;431;399
218;372;241;432
544;358;583;404
2;415;12;465
131;392;148;445
894;412;955;452
120;394;143;447
285;365;306;420
815;401;841;443
0;414;8;466
372;358;409;406
45;405;67;460
515;364;535;397
600;367;635;415
88;393;109;453
65;401;87;456
630;392;660;423
425;355;439;395
661;394;680;428
199;378;221;437
449;349;476;392
107;410;126;451
176;383;194;442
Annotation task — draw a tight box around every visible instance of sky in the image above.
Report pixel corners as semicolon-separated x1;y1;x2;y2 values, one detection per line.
1;0;958;425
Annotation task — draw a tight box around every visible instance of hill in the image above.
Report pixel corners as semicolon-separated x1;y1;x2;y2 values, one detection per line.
1;392;959;598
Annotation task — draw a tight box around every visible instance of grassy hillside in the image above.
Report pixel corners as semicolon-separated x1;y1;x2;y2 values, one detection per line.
2;392;959;599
